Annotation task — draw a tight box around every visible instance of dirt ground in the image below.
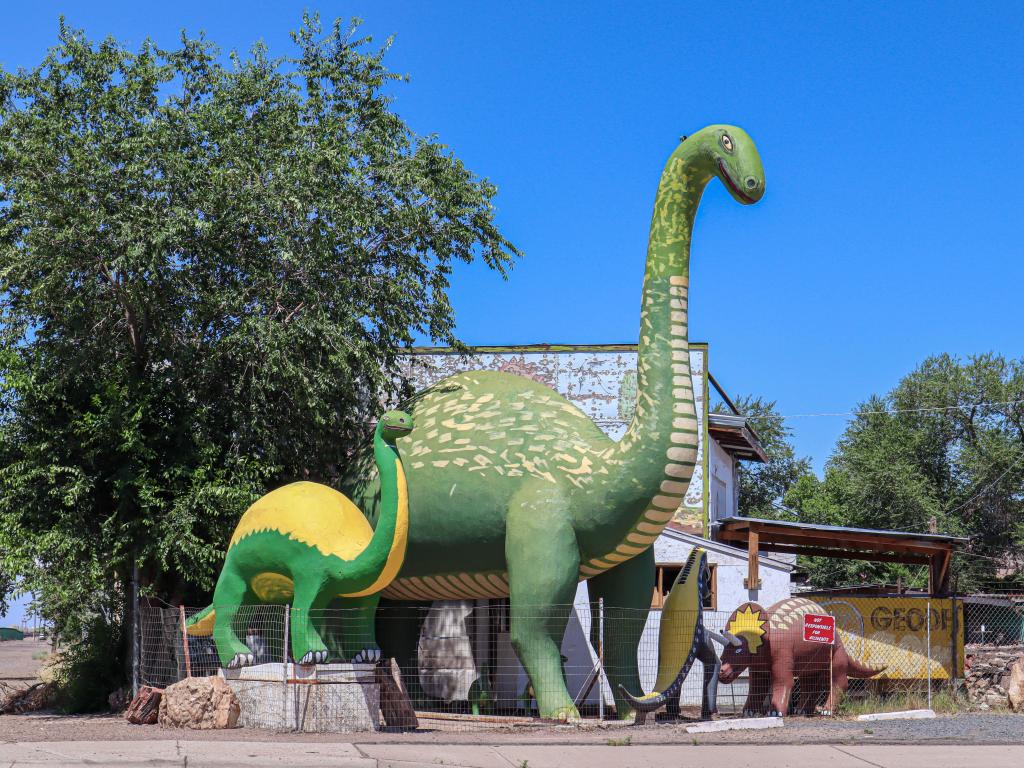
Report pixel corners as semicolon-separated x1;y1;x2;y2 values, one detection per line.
3;638;1023;746
0;637;48;686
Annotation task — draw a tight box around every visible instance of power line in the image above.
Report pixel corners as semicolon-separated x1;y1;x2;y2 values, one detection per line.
944;449;1024;515
780;399;1024;419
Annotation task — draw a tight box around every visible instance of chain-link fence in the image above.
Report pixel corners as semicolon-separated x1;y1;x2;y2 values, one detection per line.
136;591;1007;730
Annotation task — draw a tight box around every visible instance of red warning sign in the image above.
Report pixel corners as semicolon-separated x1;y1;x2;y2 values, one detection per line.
803;613;836;644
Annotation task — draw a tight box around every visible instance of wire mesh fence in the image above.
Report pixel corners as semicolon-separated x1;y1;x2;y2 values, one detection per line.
134;590;1011;731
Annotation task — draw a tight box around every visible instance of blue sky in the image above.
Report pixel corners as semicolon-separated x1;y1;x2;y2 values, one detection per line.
2;2;1022;622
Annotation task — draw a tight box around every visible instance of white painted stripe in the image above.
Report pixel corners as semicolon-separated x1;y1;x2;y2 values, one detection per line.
625;534;654;548
644;508;675;522
671;433;699;445
660;480;688;494
667;447;694;461
664;463;692;478
636;521;664;534
669;276;688;285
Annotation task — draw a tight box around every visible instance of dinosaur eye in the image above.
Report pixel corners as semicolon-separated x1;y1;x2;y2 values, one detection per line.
720;134;734;153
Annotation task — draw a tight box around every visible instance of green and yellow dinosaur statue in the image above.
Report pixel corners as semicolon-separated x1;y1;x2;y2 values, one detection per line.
187;410;413;667
341;125;765;720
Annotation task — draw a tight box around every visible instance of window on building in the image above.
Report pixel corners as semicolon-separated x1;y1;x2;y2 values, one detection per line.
652;562;717;610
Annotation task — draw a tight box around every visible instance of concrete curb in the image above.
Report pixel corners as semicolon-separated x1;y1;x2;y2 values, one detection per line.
685;716;784;733
857;709;937;721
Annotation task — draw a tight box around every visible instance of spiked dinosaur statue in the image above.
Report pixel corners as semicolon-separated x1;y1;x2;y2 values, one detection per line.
618;547;728;724
718;598;886;716
341;126;765;720
187;411;413;667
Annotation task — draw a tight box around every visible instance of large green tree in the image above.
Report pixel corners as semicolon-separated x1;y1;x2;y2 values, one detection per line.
786;353;1024;591
715;395;812;520
0;15;517;706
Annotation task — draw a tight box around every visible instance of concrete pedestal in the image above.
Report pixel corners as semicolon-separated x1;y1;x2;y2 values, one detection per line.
221;663;380;732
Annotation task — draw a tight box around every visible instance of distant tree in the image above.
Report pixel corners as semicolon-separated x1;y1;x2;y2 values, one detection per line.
0;15;517;708
786;354;1024;591
715;395;812;520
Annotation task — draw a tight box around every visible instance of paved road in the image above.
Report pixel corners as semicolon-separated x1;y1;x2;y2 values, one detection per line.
1;741;1023;767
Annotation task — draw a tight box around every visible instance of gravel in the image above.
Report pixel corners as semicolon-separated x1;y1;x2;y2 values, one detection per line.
2;712;1022;745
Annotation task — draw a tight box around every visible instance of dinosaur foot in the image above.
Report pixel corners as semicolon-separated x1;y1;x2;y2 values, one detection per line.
298;649;328;665
351;647;381;664
541;704;581;723
226;653;255;669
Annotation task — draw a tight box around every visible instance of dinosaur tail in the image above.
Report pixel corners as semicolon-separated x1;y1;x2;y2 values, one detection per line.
184;605;216;637
846;655;886;678
617;627;702;713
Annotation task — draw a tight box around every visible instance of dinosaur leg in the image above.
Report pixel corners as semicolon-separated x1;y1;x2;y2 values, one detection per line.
743;670;770;716
769;655;794;716
506;487;580;721
331;594;382;663
290;578;331;665
211;565;254;668
698;634;721;720
587;545;654;719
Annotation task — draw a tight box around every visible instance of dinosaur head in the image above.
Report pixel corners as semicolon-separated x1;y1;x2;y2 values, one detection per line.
681;125;764;205
718;602;769;683
378;410;414;443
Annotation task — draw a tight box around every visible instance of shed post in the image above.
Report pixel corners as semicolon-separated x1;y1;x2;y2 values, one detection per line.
745;527;761;590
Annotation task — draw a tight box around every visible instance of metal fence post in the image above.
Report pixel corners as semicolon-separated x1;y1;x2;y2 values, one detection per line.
598;597;605;721
283;605;291;730
926;599;932;710
131;563;140;696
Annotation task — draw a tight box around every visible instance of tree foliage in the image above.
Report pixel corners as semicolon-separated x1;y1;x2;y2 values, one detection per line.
786;354;1024;591
715;395;812;520
0;15;517;702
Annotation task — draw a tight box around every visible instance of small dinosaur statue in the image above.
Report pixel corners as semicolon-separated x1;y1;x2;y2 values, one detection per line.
341;125;766;719
187;410;413;667
719;597;886;716
618;547;723;724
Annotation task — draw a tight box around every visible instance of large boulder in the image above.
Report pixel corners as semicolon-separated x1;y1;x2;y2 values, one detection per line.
158;676;240;729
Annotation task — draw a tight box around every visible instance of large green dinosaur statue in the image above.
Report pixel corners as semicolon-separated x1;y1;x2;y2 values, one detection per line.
341;125;765;720
187;410;413;667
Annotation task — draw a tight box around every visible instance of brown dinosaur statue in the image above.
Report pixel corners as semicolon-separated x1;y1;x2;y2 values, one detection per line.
718;597;885;716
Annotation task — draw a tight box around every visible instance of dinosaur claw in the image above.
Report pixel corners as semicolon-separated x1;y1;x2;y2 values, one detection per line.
227;652;254;669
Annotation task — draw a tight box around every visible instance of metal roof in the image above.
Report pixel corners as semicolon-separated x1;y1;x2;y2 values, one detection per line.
707;413;769;463
717;516;968;545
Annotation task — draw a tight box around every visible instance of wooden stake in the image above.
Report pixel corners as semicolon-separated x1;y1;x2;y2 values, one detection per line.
179;605;191;678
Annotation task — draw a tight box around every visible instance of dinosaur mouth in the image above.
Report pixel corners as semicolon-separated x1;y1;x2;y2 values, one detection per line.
717;159;756;204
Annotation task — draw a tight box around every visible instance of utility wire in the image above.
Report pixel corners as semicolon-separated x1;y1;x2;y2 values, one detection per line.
944;449;1024;515
780;398;1024;419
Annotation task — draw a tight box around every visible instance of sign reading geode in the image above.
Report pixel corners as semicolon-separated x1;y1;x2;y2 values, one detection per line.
803;613;836;644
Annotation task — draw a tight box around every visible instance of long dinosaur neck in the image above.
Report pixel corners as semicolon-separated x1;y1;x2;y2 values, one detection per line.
609;141;712;518
339;429;409;597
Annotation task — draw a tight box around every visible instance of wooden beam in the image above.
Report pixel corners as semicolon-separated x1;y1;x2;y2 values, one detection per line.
757;543;930;565
745;528;760;589
719;527;944;556
930;550;952;596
